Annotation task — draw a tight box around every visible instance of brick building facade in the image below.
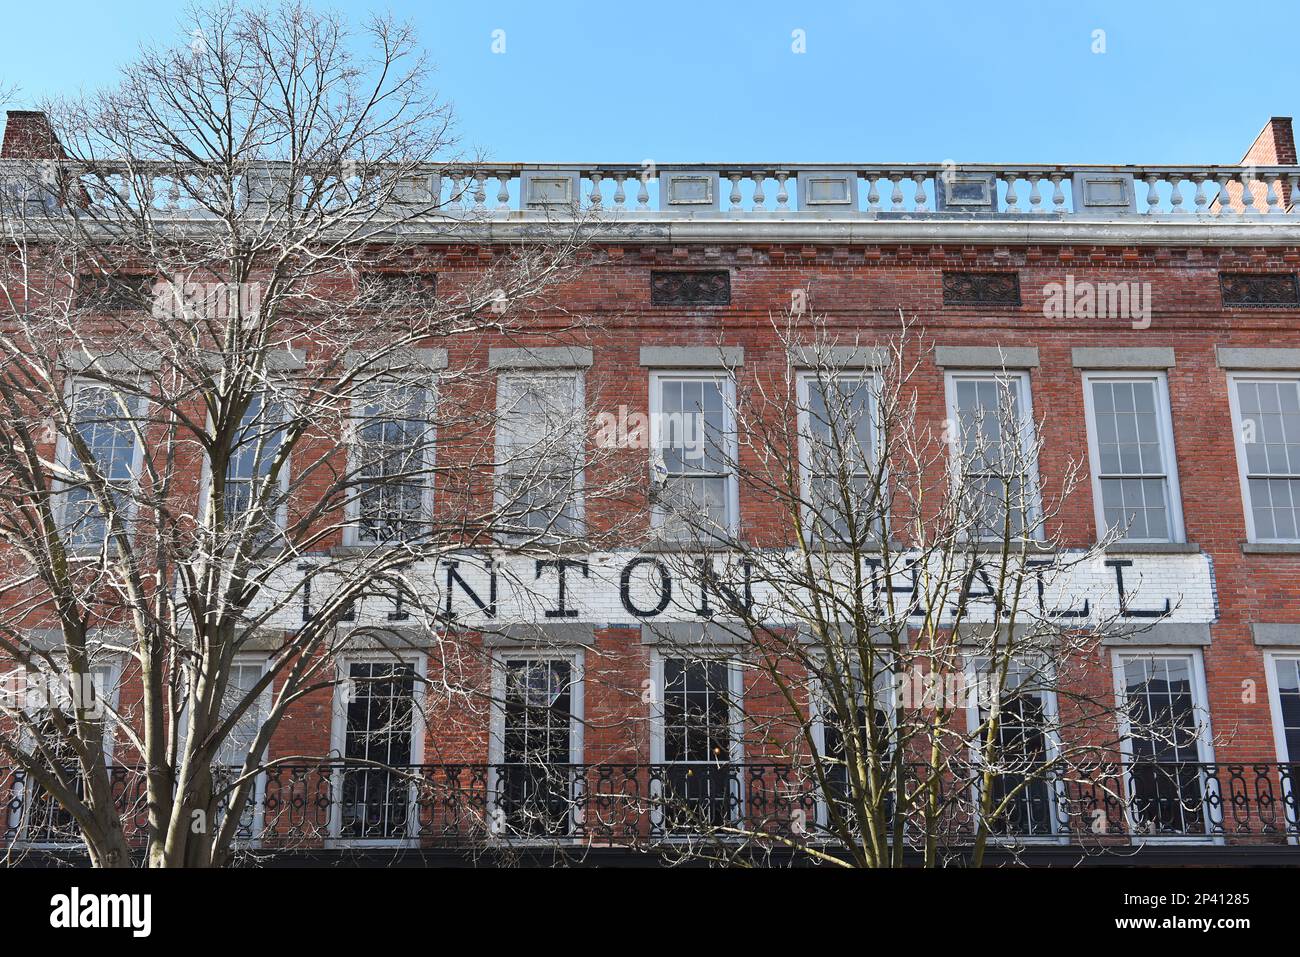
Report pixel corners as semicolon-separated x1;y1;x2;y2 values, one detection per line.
2;110;1300;865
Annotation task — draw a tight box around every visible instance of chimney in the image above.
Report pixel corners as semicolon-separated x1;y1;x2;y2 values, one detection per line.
1216;116;1296;213
1;110;68;160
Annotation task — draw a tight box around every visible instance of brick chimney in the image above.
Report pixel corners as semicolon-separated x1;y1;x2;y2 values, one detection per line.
1216;116;1296;213
1;110;67;159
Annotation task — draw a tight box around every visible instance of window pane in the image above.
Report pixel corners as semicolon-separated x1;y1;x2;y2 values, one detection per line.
498;374;583;536
356;384;431;542
63;384;142;546
1122;655;1206;834
340;661;416;839
655;377;733;536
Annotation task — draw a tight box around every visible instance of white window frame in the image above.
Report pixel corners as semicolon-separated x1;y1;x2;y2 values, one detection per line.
648;650;745;834
962;654;1067;841
344;378;436;547
493;369;587;538
54;376;147;549
1227;373;1300;543
198;396;292;534
943;370;1043;541
1082;372;1185;544
327;650;427;846
487;649;585;840
808;645;895;833
1263;651;1300;840
796;370;887;543
648;370;740;539
1111;648;1219;841
8;656;122;847
208;654;272;845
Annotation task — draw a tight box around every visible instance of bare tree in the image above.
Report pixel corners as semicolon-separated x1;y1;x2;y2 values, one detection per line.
635;309;1204;867
0;1;614;867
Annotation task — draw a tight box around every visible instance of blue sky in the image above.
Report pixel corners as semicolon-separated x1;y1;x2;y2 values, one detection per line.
2;0;1297;164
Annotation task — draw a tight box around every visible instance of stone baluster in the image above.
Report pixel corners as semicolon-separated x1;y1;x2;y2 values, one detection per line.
728;173;744;211
588;171;604;207
912;172;929;213
1214;173;1233;216
637;171;651;210
775;172;790;210
752;171;767;211
1027;174;1043;213
1191;174;1208;214
1004;172;1021;212
1144;174;1160;215
472;171;488;210
1265;173;1283;214
1240;171;1258;215
1290;173;1300;215
1168;174;1186;214
612;174;627;210
890;173;905;211
866;175;882;212
496;172;511;210
1049;173;1066;213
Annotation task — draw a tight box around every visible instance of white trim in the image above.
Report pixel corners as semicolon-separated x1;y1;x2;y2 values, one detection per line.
344;378;437;547
1111;648;1219;841
962;653;1068;842
648;370;740;538
1080;371;1185;544
795;370;886;543
1226;373;1300;544
1262;651;1300;841
942;370;1043;541
487;649;585;839
53;376;147;550
327;650;427;846
493;369;587;538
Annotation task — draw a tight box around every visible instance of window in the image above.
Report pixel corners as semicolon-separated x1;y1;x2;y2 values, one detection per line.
651;655;742;831
1115;652;1215;836
945;372;1040;540
331;656;424;841
222;395;287;533
8;661;117;845
1228;376;1300;542
650;373;737;539
966;657;1060;837
490;654;583;837
1265;654;1300;833
496;372;584;537
798;372;882;543
58;380;145;548
1082;374;1184;543
811;648;893;834
350;382;434;544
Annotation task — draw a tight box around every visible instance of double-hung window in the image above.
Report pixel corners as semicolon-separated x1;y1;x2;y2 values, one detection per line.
1083;374;1184;543
1228;376;1300;542
945;372;1040;540
58;379;145;548
1114;652;1216;836
798;372;882;543
350;381;434;544
490;654;583;837
222;394;288;534
966;656;1061;837
651;654;743;832
330;655;424;842
650;373;737;540
9;660;118;844
1264;654;1300;833
811;646;893;834
496;372;584;538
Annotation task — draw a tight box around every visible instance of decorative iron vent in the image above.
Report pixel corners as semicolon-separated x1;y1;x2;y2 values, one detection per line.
356;272;437;309
1220;272;1300;308
942;271;1022;306
650;270;731;306
76;273;155;312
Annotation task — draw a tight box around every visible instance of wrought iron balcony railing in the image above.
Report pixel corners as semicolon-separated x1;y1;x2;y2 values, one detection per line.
3;761;1297;852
